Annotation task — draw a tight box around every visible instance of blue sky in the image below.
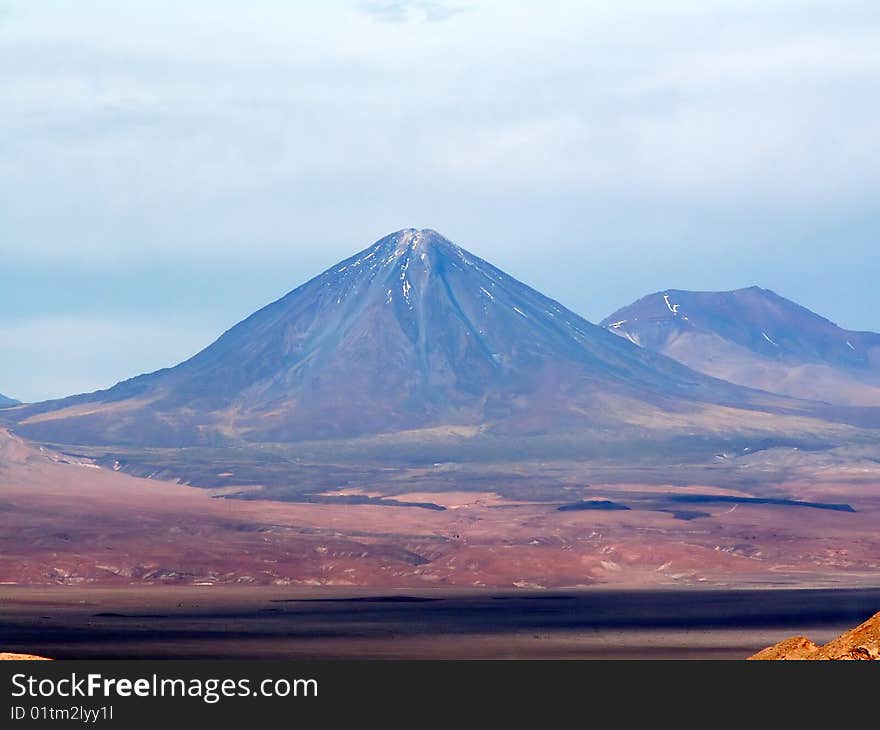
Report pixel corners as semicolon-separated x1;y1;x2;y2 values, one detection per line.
2;0;879;401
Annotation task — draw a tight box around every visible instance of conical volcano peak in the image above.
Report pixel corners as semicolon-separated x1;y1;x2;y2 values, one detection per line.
391;227;451;244
327;228;471;292
384;228;459;259
333;229;463;278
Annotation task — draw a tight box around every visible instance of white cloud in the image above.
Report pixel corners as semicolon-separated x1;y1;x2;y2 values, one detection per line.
644;33;880;90
1;2;876;254
360;1;470;24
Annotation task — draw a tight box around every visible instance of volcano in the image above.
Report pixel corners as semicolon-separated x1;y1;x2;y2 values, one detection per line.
10;230;843;447
602;287;880;406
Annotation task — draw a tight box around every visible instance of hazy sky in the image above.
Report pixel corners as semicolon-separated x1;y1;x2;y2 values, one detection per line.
2;0;879;401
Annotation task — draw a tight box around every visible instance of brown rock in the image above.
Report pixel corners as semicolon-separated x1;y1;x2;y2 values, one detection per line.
749;610;880;660
0;652;51;660
812;611;880;660
748;636;819;660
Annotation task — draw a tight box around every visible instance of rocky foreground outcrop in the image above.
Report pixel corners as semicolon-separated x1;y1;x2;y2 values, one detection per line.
749;611;880;660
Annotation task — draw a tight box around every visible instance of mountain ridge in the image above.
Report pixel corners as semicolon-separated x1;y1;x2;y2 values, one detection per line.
9;230;876;447
602;287;880;406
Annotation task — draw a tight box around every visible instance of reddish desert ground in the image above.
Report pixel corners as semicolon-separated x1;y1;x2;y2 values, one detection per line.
3;429;880;658
2;428;880;589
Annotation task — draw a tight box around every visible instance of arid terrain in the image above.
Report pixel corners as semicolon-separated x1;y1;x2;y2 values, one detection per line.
4;420;880;659
3;428;880;590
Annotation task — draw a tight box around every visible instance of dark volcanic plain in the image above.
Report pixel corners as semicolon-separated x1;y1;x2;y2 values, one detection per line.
4;586;880;660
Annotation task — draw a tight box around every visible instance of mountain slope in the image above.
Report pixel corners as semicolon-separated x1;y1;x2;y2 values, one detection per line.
602;287;880;406
8;231;861;447
0;393;20;407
